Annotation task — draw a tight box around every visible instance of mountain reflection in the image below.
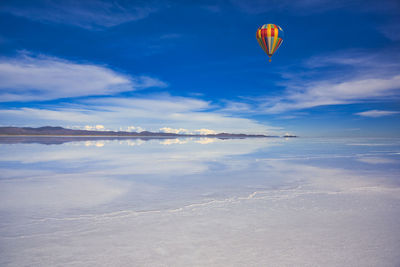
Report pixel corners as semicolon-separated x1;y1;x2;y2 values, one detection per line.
0;136;250;145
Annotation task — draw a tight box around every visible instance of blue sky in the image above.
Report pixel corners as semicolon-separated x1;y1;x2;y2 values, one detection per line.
0;0;399;136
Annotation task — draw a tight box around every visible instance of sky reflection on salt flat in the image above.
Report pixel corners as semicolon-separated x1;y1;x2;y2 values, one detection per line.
0;137;399;266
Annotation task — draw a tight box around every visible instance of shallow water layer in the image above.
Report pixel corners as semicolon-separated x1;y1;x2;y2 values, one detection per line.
0;137;399;266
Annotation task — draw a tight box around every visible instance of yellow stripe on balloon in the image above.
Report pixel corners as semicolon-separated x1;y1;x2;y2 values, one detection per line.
272;26;278;54
267;25;272;54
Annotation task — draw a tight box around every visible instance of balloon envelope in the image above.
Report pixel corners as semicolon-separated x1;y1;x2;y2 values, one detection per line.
256;24;284;61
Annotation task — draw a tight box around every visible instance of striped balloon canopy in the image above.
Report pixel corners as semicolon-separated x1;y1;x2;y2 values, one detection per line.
256;24;284;62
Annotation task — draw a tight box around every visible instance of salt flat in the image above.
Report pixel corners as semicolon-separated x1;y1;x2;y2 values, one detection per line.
0;137;399;266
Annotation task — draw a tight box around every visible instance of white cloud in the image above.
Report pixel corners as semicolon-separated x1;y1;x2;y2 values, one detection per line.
357;157;397;164
243;50;400;114
0;0;159;30
0;107;97;123
355;110;400;118
224;73;400;114
86;95;210;112
159;127;217;135
303;49;400;71
0;95;280;134
160;127;190;134
221;101;253;113
84;125;105;131
194;129;217;135
0;53;166;102
263;75;400;113
125;126;145;133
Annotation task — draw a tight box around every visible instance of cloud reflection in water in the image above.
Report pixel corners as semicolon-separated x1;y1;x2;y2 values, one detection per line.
0;137;399;266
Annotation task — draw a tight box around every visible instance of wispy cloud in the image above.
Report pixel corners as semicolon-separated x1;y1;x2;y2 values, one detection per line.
0;0;159;30
230;0;350;14
202;4;221;13
357;157;397;164
355;110;400;118
262;75;400;114
159;33;182;40
378;20;400;41
0;94;281;134
224;49;400;114
0;53;166;102
231;0;400;15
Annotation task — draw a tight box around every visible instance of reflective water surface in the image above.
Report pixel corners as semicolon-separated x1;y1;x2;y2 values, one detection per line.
0;137;399;266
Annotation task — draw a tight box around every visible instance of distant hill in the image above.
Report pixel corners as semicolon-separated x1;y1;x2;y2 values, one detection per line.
0;126;277;138
283;134;298;138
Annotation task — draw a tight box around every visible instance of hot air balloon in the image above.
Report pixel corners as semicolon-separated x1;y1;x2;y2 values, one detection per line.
256;24;284;62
